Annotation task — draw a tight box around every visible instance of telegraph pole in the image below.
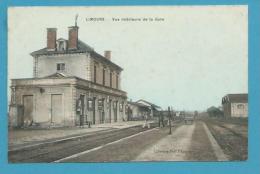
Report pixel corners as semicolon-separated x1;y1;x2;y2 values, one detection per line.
171;106;174;123
75;14;79;26
168;106;172;135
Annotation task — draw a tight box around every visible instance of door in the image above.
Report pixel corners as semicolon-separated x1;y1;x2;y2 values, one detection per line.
100;111;105;124
51;94;63;125
109;100;112;123
98;99;104;124
22;95;33;126
79;95;85;126
114;101;118;122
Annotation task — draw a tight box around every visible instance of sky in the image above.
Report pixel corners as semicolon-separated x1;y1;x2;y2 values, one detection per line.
8;6;248;111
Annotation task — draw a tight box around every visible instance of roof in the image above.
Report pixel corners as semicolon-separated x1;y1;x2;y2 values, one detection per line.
127;101;150;108
11;75;127;96
30;39;123;71
90;51;122;71
45;72;68;78
223;93;248;103
31;39;93;56
136;99;161;109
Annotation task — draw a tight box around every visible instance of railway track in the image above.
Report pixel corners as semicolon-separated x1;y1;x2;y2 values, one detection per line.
204;120;248;161
207;119;247;139
9;123;158;163
214;124;246;139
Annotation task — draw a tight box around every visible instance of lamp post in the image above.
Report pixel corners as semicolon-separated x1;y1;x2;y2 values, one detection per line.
168;106;172;135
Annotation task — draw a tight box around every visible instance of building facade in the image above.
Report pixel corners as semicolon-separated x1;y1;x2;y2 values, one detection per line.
127;101;150;121
9;25;127;128
222;93;248;118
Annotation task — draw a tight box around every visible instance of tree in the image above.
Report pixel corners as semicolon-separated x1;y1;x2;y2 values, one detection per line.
207;106;224;117
194;110;198;117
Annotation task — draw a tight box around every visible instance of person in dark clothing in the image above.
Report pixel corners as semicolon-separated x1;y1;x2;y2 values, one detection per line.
159;111;165;128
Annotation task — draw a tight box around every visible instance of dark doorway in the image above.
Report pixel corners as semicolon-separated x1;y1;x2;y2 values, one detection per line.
79;95;85;126
98;99;105;124
93;97;96;124
22;95;33;126
114;101;118;122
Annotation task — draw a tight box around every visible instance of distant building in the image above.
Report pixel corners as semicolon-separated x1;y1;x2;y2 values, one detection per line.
135;99;161;118
9;24;127;128
222;93;248;118
127;101;150;120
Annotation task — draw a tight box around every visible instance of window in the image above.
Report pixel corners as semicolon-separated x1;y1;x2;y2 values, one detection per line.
57;63;65;71
125;105;128;114
59;41;64;51
110;72;112;88
113;101;117;110
116;74;119;89
119;102;123;112
103;68;106;85
94;65;97;83
98;99;104;110
76;95;85;115
57;40;67;51
87;99;93;111
237;104;244;109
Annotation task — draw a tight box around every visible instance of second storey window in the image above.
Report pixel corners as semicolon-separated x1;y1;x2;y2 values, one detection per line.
110;72;112;88
103;68;105;85
57;63;65;71
237;104;244;109
116;74;119;89
94;65;97;83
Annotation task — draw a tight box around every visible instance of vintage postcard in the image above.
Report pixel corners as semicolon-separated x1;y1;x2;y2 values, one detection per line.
7;5;248;163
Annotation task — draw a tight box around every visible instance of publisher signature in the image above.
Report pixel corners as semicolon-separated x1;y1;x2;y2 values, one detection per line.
154;149;193;154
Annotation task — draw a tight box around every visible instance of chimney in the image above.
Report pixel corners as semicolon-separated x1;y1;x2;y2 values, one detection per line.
47;28;57;51
68;26;78;50
104;51;111;60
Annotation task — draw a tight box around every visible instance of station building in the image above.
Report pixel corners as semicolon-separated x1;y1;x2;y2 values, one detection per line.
127;101;150;121
222;93;248;118
135;99;161;118
9;25;127;128
126;100;161;121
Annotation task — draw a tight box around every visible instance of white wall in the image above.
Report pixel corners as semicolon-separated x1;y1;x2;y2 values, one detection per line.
231;103;248;117
35;53;91;80
13;85;74;126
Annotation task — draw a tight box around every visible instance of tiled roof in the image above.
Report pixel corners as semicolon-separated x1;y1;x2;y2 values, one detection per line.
223;93;248;103
136;99;161;109
31;39;123;71
45;72;68;78
127;101;150;108
30;39;93;56
90;51;122;70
